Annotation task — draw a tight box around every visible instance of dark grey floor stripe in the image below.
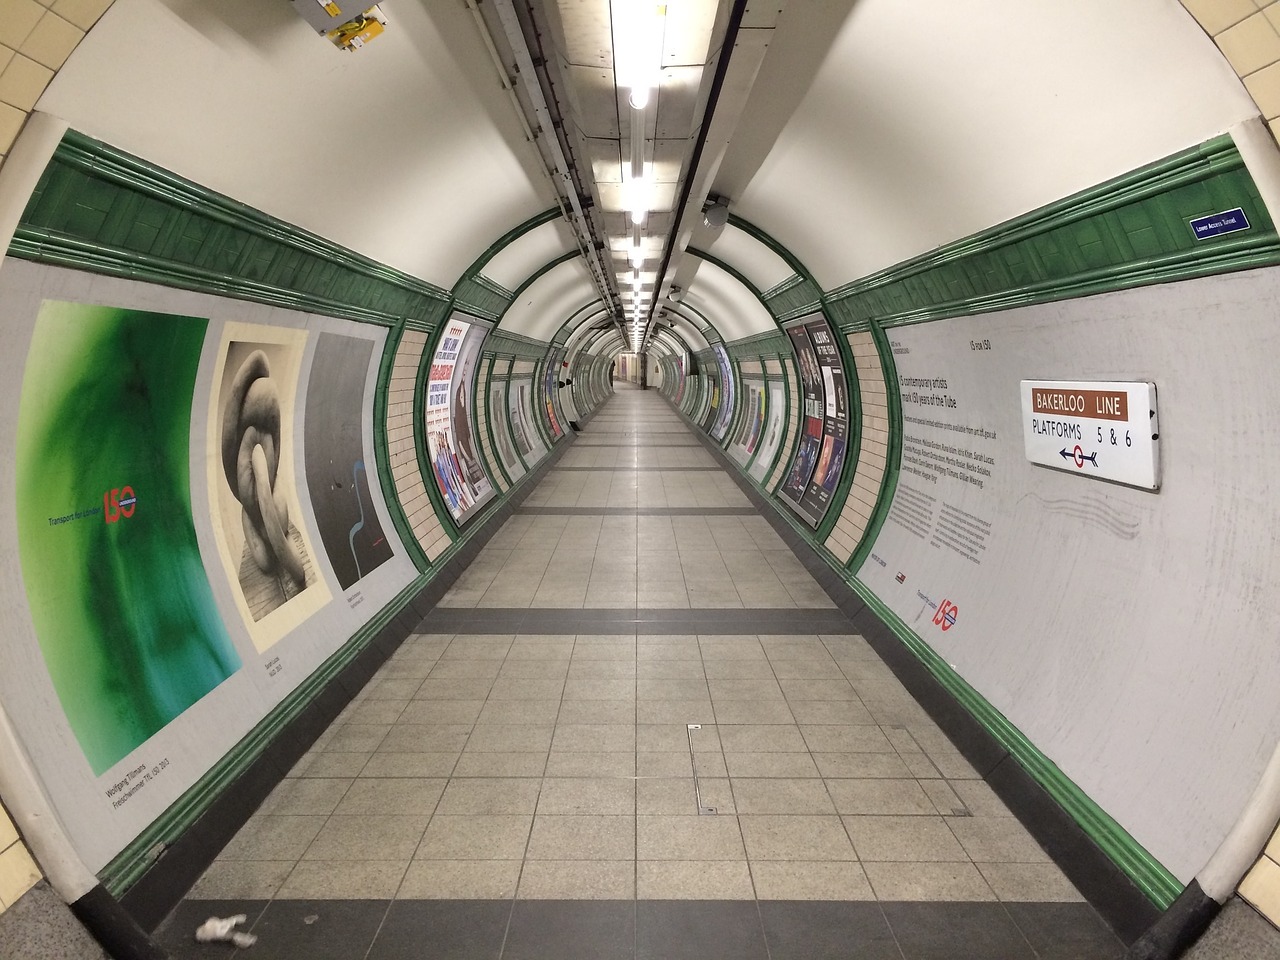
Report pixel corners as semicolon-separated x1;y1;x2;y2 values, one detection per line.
153;899;1125;960
416;607;851;635
551;466;722;471
515;507;759;515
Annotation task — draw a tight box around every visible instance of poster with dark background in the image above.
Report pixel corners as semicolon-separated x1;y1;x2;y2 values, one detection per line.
303;333;393;590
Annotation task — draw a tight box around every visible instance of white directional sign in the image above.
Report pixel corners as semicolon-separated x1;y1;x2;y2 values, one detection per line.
1020;380;1160;490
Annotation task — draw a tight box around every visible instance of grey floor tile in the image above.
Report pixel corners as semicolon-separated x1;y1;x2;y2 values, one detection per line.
279;860;409;899
260;778;353;816
303;815;431;861
218;815;327;861
415;815;533;860
800;724;896;753
749;860;875;900
464;724;556;753
723;752;821;778
378;724;472;753
812;753;914;779
826;778;937;815
637;860;754;899
546;750;636;778
290;752;371;778
526;815;635;860
712;700;796;724
538;777;635;815
717;724;808;753
397;859;521;898
336;778;446;816
360;753;461;778
977;862;1085;901
637;814;746;860
187;860;295;900
451;752;548;778
556;700;635;725
738;815;856;861
436;778;543;815
516;861;635;899
843;815;970;861
731;777;836;814
947;816;1051;862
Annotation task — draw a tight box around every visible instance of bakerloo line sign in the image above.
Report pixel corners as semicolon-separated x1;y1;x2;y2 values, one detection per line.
1020;380;1160;490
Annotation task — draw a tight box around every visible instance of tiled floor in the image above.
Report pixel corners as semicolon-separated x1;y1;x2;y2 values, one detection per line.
155;386;1125;958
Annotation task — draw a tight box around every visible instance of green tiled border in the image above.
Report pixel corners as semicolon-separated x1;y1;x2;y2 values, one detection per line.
846;575;1182;908
824;134;1280;331
98;571;429;895
12;130;454;328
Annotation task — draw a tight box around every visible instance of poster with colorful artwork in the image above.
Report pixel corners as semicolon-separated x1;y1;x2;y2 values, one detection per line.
710;344;736;442
425;315;495;524
208;326;331;651
302;333;394;590
15;302;242;776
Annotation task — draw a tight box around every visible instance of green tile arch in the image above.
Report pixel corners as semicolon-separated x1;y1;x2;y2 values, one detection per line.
823;134;1280;330
688;245;862;542
486;328;554;360
12;130;453;328
761;272;823;321
98;570;430;895
453;274;515;322
374;323;431;573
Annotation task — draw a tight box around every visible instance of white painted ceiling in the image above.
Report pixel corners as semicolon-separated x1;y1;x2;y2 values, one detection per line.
35;0;1266;345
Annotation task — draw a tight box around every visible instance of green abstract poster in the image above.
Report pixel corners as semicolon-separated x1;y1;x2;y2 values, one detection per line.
15;302;241;776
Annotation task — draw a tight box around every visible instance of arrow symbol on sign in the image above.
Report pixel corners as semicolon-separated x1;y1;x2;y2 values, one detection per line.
1058;448;1073;461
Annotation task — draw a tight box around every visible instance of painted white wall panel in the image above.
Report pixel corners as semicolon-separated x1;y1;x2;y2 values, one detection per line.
856;266;1280;882
39;0;552;288
738;0;1260;288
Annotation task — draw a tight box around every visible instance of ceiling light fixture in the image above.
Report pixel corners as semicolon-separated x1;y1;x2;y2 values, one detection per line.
612;1;666;112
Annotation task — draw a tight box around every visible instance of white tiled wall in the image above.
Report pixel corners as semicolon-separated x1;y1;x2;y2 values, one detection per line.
1181;0;1280;143
0;804;40;913
824;331;890;564
387;331;451;562
1238;821;1280;927
0;0;114;162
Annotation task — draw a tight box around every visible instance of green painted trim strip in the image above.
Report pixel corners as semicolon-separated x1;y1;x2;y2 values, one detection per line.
454;207;562;285
845;576;1181;908
13;130;452;328
824;135;1280;330
99;571;430;894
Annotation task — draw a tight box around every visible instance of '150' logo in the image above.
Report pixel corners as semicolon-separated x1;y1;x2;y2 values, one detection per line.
104;486;137;524
932;599;958;632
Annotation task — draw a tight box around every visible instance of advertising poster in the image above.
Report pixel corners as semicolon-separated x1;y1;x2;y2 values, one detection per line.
673;355;687;405
209;325;329;651
510;377;548;463
302;333;393;590
728;379;764;465
543;355;563;439
490;380;525;480
425;315;495;524
797;318;850;520
710;344;736;442
750;381;787;483
15;302;241;776
778;322;826;522
702;366;722;432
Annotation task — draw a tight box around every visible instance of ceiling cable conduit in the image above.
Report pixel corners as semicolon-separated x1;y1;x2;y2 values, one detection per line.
484;0;621;325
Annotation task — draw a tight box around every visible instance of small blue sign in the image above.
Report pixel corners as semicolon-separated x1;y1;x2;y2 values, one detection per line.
1190;207;1250;240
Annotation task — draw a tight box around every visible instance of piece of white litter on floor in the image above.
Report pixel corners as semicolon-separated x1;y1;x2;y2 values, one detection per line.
195;914;258;947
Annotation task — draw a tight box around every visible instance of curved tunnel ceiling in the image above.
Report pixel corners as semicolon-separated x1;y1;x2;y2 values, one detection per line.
726;0;1261;288
481;217;581;292
36;0;554;288
23;0;1275;349
498;256;600;340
